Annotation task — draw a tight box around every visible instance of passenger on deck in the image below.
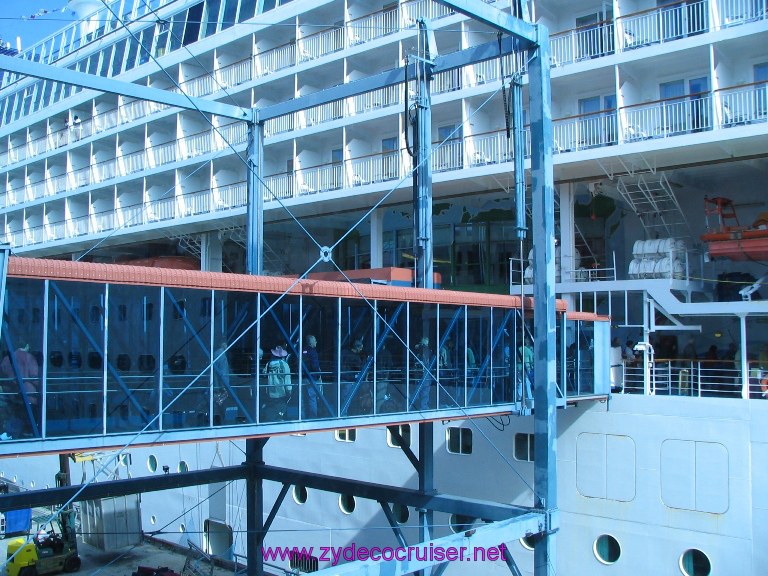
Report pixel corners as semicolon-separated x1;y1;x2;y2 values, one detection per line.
517;336;534;403
414;336;434;410
302;334;322;419
759;344;768;398
610;337;624;393
0;343;40;433
341;339;365;415
261;346;292;421
212;341;230;425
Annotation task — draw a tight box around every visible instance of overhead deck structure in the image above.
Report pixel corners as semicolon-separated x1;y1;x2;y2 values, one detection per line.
0;1;568;574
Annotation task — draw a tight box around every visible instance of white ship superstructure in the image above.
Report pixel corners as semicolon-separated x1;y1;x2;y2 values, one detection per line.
1;1;768;576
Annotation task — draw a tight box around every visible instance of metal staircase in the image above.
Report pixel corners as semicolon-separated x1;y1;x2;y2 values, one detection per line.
169;227;288;274
616;172;691;240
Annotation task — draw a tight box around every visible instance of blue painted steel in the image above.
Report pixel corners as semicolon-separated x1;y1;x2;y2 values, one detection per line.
412;20;435;290
467;308;514;403
0;55;250;121
528;29;558;576
340;303;405;416
434;0;537;47
408;306;462;410
49;281;150;426
165;289;254;423
246;122;264;276
258;294;335;418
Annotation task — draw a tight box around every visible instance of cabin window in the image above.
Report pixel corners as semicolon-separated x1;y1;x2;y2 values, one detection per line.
293;485;308;505
339;494;356;514
594;534;621;564
387;424;411;448
446;427;472;454
393;503;409;524
335;428;356;442
514;433;535;461
449;514;474;533
680;549;711;576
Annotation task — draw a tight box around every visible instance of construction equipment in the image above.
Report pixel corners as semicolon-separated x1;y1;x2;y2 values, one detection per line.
5;509;81;576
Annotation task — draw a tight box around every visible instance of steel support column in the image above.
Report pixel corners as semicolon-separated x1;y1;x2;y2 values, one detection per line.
528;29;558;576
418;422;434;576
246;437;268;576
246;122;264;276
412;21;436;290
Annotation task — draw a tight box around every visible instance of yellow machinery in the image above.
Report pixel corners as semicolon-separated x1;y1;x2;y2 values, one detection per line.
5;509;81;576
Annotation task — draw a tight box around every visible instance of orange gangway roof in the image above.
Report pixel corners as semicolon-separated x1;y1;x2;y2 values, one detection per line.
7;257;571;313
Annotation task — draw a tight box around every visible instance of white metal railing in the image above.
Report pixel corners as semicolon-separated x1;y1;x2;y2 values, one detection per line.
348;8;400;45
298;164;344;194
623;360;747;398
401;0;454;25
618;0;709;51
623;93;713;140
180;74;214;98
256;44;295;77
717;0;768;26
432;140;464;172
433;70;462;94
465;132;513;166
553;110;618;151
351;86;401;114
298;27;345;62
304;100;346;128
219;182;247;208
263;173;294;200
219;58;252;89
718;82;768;127
551;21;615;67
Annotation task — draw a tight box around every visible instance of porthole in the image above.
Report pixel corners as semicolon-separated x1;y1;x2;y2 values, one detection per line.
178;460;189;473
393;503;409;524
147;455;158;473
449;514;474;533
520;535;536;550
293;485;308;505
339;494;356;514
594;534;621;564
680;549;711;576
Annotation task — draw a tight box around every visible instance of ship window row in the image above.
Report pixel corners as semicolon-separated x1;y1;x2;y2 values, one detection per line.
2;0;766;128
0;277;602;440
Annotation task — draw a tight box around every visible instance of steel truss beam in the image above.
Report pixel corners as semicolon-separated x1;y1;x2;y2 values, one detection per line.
0;462;532;522
0;55;250;121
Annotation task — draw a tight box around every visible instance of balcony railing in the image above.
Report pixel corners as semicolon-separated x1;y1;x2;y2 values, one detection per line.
4;0;765;168
718;81;768;127
551;20;615;67
617;0;710;51
623;92;713;140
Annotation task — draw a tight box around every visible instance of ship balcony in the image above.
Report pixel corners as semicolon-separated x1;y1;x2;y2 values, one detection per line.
3;1;766;165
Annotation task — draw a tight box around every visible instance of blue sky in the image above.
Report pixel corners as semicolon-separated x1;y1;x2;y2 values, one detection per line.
0;1;78;52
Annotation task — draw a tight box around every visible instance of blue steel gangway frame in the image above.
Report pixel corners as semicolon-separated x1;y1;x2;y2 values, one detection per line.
0;1;561;574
